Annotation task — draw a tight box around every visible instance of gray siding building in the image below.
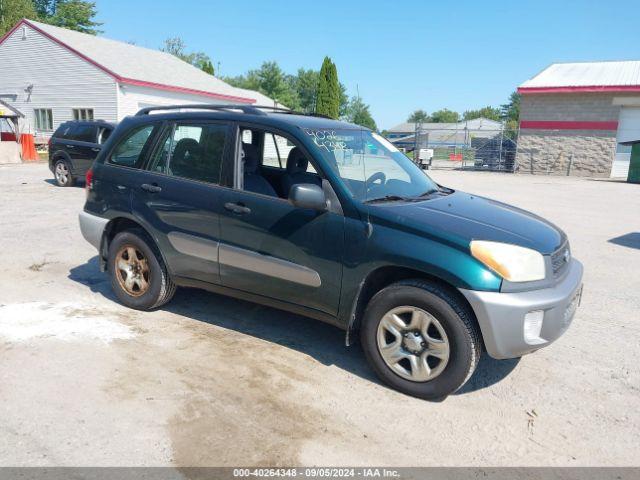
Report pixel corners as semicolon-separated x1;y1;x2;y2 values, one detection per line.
517;61;640;177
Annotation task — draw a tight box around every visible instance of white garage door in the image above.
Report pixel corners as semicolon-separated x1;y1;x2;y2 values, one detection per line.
612;107;640;178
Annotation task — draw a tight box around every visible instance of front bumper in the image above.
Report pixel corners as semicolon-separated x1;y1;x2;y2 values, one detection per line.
460;259;583;359
79;210;109;251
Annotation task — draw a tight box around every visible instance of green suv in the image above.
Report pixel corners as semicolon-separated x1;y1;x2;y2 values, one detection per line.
79;105;583;399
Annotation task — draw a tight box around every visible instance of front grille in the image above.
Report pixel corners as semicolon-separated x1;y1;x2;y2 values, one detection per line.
551;242;571;277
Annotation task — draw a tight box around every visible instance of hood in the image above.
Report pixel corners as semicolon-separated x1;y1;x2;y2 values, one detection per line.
369;190;565;254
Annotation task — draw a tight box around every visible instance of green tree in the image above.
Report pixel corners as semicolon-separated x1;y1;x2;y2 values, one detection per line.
408;109;431;123
346;96;377;130
338;82;349;118
224;71;261;92
199;59;215;76
42;0;102;35
0;0;36;35
316;56;340;119
500;91;521;122
463;106;502;121
224;62;299;109
254;61;299;108
289;68;319;112
161;37;216;75
430;108;460;123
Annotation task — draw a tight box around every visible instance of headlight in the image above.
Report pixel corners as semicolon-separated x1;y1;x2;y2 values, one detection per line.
470;240;546;282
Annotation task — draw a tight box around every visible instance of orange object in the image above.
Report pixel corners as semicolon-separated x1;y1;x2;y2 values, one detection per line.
19;134;38;161
449;153;463;161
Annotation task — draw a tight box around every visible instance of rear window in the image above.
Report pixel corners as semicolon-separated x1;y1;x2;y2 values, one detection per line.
109;124;156;168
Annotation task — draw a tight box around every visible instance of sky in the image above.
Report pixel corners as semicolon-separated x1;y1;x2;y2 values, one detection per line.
96;0;640;129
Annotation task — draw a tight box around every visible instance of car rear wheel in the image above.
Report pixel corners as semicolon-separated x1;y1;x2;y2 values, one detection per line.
54;159;74;187
108;229;176;310
360;280;481;400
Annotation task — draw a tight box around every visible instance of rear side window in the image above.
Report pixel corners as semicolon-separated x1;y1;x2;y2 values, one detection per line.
109;124;155;168
149;123;227;184
68;125;97;143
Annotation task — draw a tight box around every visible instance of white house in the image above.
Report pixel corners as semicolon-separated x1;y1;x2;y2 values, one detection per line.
0;19;280;144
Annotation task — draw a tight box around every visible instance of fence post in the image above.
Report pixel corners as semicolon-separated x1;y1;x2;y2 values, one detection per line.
498;123;504;170
567;154;574;176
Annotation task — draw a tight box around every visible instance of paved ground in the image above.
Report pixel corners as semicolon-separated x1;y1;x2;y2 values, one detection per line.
1;163;639;467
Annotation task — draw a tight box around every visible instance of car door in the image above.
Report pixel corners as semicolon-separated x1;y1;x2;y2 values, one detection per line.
218;125;345;317
130;119;232;285
66;124;100;174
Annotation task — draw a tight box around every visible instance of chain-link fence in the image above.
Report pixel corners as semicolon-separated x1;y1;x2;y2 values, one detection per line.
396;126;519;172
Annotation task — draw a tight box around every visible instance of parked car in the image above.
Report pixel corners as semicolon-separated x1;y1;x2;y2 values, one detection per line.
49;120;115;186
79;105;583;399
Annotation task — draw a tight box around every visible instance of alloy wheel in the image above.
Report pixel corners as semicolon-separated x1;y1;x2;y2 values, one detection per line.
376;306;450;382
55;162;69;185
115;245;150;297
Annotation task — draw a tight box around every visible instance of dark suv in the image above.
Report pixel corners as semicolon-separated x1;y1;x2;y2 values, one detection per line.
49;120;115;186
79;105;583;399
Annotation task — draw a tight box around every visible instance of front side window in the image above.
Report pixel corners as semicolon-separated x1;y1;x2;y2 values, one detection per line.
149;123;227;184
34;109;53;131
72;108;94;121
109;124;155;168
304;128;439;202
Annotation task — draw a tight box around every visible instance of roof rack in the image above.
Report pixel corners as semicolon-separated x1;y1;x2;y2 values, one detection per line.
135;104;267;116
135;104;333;119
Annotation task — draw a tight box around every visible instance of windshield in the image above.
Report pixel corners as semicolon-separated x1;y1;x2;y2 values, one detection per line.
303;128;440;202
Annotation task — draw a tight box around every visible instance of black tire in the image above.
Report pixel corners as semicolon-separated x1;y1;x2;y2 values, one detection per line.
108;229;176;310
360;280;481;400
53;159;74;187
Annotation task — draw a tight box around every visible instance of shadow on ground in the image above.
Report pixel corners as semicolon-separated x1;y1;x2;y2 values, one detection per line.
609;232;640;250
69;256;518;396
43;178;86;188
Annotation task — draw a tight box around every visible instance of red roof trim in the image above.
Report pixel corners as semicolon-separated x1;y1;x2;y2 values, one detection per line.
0;19;256;105
119;78;256;104
520;120;619;131
518;85;640;94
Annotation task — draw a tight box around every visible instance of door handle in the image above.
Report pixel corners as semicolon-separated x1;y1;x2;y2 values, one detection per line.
141;183;162;193
91;147;101;152
224;202;251;214
66;145;75;148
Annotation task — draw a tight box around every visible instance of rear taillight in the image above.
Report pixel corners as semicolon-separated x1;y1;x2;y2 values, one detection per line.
85;168;94;196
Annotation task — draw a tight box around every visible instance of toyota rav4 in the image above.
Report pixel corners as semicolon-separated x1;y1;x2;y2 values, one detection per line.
79;105;583;399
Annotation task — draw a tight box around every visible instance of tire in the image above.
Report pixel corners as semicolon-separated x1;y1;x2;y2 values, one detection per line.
108;229;176;310
53;159;74;187
360;280;481;400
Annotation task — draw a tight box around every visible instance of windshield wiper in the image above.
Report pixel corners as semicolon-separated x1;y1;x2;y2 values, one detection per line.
416;188;440;198
364;195;408;204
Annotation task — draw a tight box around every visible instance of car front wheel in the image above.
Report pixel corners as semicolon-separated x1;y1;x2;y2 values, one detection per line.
108;229;176;310
360;280;481;400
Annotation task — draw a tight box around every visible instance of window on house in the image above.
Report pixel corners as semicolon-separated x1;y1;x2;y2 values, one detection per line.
34;109;53;131
72;108;94;121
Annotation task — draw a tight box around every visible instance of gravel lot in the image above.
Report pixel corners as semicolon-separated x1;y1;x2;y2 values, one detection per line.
1;163;639;467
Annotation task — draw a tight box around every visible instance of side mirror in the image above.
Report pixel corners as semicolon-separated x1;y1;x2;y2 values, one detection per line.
289;183;327;211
